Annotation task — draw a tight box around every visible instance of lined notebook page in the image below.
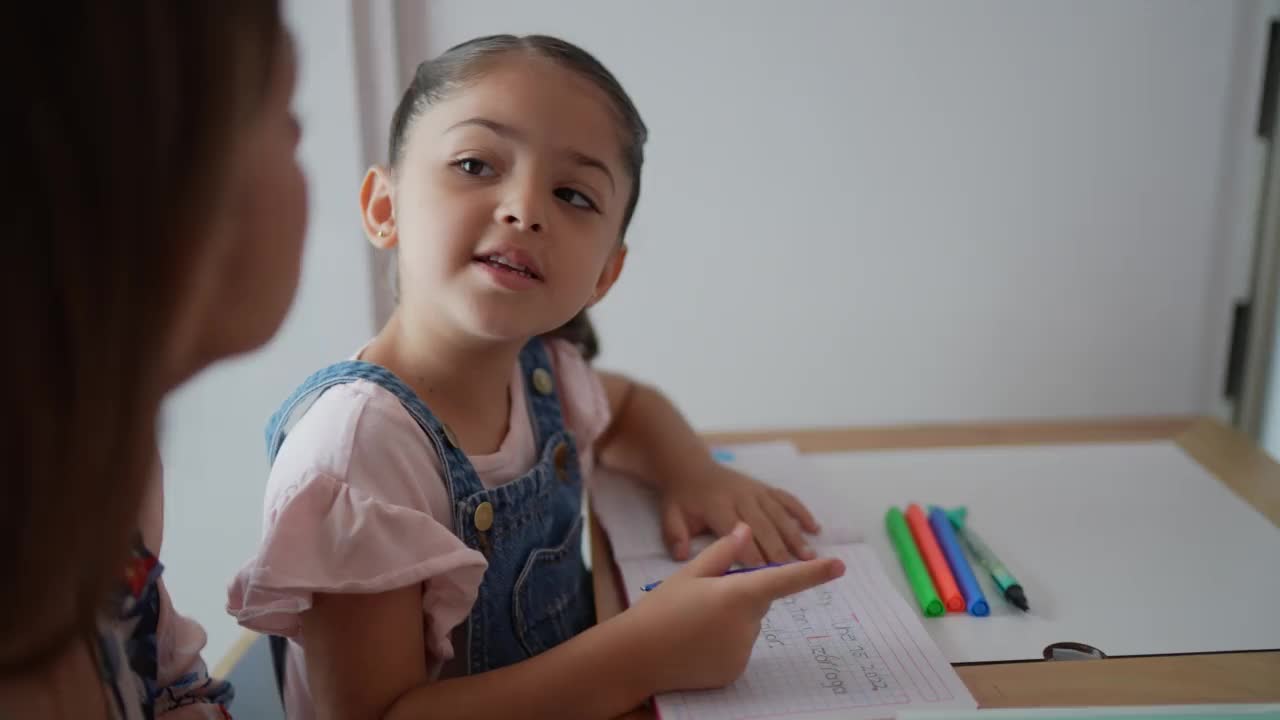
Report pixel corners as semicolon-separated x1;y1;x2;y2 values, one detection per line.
596;441;974;718
640;544;976;720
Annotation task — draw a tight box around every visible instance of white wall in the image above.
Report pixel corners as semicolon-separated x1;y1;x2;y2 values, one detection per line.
160;0;374;667
408;0;1257;430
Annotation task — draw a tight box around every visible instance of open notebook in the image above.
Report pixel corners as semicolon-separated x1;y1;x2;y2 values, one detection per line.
592;442;977;720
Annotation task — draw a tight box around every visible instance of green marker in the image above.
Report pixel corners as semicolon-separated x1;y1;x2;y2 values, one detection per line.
885;507;944;617
944;507;1030;612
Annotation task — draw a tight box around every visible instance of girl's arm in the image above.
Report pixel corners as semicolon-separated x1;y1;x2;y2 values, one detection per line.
594;372;718;490
304;585;648;720
594;372;821;565
302;526;843;720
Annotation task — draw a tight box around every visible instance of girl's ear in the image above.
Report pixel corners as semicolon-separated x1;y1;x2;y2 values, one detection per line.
587;244;627;307
360;165;397;249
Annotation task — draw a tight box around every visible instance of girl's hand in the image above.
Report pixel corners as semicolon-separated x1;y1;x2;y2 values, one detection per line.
659;459;821;565
624;523;844;692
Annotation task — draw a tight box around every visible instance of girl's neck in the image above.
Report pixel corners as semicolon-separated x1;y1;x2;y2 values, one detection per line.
364;307;525;454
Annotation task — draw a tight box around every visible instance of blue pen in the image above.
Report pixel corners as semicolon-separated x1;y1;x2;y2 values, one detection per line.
928;506;989;616
641;562;788;592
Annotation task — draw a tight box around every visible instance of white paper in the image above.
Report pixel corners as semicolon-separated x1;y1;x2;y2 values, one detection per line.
592;441;863;562
639;545;976;720
805;441;1280;663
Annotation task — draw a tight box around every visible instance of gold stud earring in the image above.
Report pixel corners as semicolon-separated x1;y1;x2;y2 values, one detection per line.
376;228;390;239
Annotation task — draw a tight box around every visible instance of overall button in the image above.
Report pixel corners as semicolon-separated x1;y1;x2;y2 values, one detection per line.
442;423;460;449
532;367;554;396
473;501;494;532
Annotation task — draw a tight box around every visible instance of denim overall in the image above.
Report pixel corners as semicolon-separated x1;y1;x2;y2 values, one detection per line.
263;338;593;683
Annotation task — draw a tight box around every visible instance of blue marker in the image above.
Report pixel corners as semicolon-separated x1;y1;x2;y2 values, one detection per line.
928;506;989;616
711;448;736;463
641;562;788;592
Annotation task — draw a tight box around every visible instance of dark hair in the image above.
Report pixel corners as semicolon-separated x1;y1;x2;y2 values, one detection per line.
387;34;648;360
0;2;283;676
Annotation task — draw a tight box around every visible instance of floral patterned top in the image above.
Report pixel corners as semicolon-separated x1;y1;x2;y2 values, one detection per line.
96;538;234;720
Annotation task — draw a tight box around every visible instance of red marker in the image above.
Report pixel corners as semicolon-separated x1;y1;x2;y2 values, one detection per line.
905;503;965;612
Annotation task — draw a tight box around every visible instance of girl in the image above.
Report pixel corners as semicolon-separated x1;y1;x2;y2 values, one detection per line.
1;2;304;718
228;35;843;719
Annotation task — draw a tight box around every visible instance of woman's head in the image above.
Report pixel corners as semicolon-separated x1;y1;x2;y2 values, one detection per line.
1;1;305;672
360;35;646;354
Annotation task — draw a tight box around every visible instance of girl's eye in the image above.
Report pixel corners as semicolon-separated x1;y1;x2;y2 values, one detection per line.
454;158;495;177
554;187;598;212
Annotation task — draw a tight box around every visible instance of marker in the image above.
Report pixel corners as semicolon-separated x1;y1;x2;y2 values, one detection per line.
927;506;989;616
905;504;965;612
948;510;1029;611
640;562;788;592
885;507;944;617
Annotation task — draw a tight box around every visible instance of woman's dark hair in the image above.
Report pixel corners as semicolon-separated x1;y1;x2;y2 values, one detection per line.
0;2;284;675
387;34;648;360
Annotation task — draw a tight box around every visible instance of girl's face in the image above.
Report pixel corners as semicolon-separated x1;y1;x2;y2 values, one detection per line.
165;36;308;385
365;54;630;345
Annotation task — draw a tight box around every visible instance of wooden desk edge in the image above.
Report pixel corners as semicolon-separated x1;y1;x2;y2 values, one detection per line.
589;416;1280;712
212;628;259;680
